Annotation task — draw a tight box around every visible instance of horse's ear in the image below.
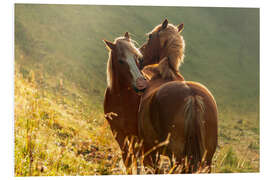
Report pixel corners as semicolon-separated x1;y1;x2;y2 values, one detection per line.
157;57;170;73
124;32;130;40
162;19;168;30
177;23;184;33
158;57;176;80
103;39;116;50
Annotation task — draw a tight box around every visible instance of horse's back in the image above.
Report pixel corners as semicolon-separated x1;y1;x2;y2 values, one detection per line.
155;81;216;104
153;80;218;138
154;81;218;119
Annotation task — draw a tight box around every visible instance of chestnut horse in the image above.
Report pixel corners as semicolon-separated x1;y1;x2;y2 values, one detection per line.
138;19;218;172
103;32;147;171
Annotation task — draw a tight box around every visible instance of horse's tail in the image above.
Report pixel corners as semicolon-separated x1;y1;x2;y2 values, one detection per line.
183;95;206;169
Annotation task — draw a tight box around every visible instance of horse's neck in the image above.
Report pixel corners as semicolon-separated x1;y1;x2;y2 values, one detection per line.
109;74;136;108
110;85;131;99
108;62;139;108
111;74;130;94
105;71;140;137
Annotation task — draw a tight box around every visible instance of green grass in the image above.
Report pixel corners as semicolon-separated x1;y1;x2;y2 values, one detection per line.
14;4;259;175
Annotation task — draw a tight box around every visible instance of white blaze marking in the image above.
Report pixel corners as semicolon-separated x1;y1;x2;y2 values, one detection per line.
126;53;144;84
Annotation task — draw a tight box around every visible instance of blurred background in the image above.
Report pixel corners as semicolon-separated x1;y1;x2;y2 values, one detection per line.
14;4;259;175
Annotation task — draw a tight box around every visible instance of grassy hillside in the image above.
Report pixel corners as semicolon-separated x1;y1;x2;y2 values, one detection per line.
14;4;259;175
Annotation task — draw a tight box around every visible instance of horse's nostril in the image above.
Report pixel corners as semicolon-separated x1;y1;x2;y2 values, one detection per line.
133;86;146;95
138;58;143;70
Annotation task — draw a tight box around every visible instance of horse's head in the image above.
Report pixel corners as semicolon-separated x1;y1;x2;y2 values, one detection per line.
104;32;147;93
139;19;185;71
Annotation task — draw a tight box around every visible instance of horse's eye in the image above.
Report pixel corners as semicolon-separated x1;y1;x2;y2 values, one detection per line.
119;59;124;64
148;34;152;40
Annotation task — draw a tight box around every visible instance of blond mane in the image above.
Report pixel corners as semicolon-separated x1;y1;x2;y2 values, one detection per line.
106;52;113;88
151;23;185;72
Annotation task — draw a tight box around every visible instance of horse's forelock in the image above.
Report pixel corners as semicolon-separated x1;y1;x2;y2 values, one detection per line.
106;37;142;88
116;38;142;58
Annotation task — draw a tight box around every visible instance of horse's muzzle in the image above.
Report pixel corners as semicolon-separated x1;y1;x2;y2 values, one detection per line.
133;77;148;95
133;86;146;95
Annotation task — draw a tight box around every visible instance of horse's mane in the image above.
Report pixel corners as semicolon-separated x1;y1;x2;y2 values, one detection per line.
106;52;113;88
151;23;185;71
142;57;184;81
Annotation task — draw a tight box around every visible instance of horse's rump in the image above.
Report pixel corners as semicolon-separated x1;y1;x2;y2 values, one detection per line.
138;80;218;171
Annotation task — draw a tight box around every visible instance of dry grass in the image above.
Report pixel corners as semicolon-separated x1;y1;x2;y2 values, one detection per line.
14;68;259;176
14;67;124;176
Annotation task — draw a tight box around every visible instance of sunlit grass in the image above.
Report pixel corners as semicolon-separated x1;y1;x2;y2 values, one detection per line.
14;68;125;176
14;69;259;175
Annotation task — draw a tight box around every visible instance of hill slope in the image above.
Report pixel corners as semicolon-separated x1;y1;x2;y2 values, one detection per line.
14;4;259;175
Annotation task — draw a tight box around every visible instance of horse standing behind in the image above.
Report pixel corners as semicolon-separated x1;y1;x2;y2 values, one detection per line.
138;19;218;173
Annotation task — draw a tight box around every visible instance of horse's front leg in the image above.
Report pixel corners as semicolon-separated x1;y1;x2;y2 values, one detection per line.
115;133;139;174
